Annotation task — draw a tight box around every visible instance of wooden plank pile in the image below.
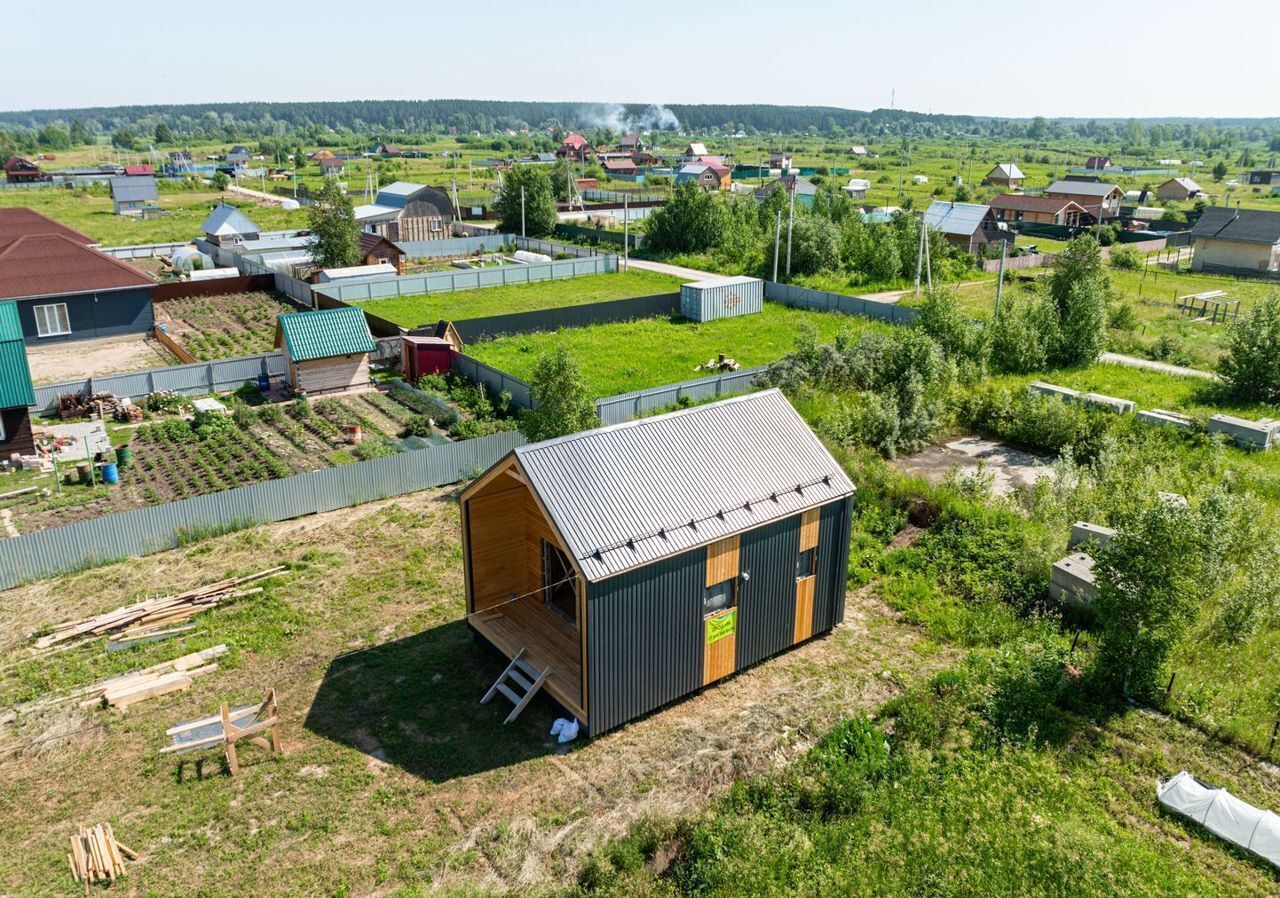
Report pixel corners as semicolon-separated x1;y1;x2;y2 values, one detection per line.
34;567;286;652
80;645;227;711
68;823;137;891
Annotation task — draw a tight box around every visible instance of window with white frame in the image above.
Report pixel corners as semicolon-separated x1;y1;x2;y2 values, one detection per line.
33;303;70;338
0;415;6;442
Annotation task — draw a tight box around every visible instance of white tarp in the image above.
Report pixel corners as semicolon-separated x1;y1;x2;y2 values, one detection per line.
1158;771;1280;867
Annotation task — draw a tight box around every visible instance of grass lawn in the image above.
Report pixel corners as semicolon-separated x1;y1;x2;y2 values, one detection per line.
467;302;887;396
352;269;682;328
0;186;307;245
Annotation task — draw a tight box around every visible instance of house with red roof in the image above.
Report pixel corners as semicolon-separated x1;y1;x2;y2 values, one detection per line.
556;133;594;161
989;194;1086;228
3;157;47;184
0;208;155;343
123;164;154;176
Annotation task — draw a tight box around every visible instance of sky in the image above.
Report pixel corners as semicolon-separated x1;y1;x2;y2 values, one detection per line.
7;0;1278;120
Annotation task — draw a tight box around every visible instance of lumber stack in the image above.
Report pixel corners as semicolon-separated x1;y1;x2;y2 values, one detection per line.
69;824;137;890
76;645;227;711
34;568;286;651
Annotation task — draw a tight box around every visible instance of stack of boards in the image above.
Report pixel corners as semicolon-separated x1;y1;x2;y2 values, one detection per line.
33;567;285;652
81;645;227;711
69;824;136;890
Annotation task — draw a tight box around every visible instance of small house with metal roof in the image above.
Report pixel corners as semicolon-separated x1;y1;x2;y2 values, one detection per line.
1156;177;1203;202
354;181;454;242
274;306;377;395
0;302;36;457
923;201;1010;254
982;163;1025;190
1044;180;1124;219
110;175;159;215
201;203;261;246
460;389;856;735
1190;206;1280;274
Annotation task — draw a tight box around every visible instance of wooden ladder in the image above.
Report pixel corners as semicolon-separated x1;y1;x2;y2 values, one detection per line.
481;648;551;725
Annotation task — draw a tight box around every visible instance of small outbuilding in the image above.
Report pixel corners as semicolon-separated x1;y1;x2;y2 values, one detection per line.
982;163;1025;190
1156;177;1203;202
110;175;159;215
401;335;454;381
358;232;406;273
275;307;376;395
1191;206;1280;275
0;302;36;457
201;203;261;246
924;201;1010;254
461;389;856;735
680;275;764;322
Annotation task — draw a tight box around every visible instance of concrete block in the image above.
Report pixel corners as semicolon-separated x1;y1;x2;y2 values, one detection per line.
1208;414;1276;450
1138;409;1194;431
1049;552;1097;609
1028;381;1080;402
1069;521;1116;552
1081;392;1136;414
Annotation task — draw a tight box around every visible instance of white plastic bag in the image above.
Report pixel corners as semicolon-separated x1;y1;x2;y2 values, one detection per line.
550;718;567;737
557;718;580;744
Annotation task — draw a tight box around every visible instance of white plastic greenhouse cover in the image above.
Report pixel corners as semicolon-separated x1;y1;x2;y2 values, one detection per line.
1157;771;1280;867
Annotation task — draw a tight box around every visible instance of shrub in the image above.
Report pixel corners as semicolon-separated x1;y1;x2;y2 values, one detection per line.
522;346;598;441
144;390;185;414
402;414;436;438
1108;246;1142;270
1218;293;1280;402
989;296;1054;374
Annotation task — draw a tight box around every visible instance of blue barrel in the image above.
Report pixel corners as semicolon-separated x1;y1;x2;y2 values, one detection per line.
100;463;120;485
258;374;271;392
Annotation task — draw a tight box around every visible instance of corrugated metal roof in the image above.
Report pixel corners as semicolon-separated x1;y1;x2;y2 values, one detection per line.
110;176;158;203
0;302;35;408
375;181;428;207
201;204;260;237
276;307;375;363
513;389;856;582
0;235;154;300
1045;179;1121;197
353;204;401;222
1191;206;1280;245
682;274;760;290
988;163;1025;180
924;201;992;236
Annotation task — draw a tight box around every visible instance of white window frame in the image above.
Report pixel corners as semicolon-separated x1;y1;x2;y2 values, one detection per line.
0;415;6;442
33;302;71;338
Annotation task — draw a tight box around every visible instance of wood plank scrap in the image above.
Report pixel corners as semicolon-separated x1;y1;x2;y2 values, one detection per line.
33;568;285;651
68;645;227;712
69;823;135;890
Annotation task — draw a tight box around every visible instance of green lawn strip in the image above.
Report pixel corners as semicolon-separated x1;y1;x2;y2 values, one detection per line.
467;303;887;397
350;270;682;328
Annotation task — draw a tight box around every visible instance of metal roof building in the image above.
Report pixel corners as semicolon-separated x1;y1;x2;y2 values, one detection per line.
460;389;856;735
274;307;376;395
201;204;261;244
109;175;159;213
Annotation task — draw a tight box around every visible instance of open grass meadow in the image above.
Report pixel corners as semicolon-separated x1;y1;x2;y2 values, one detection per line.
466;302;888;396
352;269;682;328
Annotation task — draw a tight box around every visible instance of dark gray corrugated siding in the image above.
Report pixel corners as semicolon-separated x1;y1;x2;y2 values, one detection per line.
586;549;704;735
736;516;800;669
813;497;853;633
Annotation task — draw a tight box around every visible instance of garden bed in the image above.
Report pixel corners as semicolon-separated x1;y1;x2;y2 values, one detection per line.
154;291;299;361
465;302;892;396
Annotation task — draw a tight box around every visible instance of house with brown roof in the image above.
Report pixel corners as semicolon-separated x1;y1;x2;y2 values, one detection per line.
358;232;406;274
1043;180;1125;219
3;157;46;184
0;209;155;343
989;194;1086;228
1085;156;1111;170
1190;206;1280;274
602;158;637;177
557;133;594;161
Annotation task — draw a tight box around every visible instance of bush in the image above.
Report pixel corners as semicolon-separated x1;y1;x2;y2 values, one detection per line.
402;414;436;437
1219;293;1280;402
989;296;1054;374
144;390;185;414
1108;246;1142;270
955;385;1112;461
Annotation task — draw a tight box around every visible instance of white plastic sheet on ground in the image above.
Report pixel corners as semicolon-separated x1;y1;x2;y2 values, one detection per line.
1157;771;1280;867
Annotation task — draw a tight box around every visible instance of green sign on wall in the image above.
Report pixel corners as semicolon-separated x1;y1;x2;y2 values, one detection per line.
706;609;737;645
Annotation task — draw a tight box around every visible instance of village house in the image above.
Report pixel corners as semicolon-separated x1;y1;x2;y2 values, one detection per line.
1190;206;1280;275
1084;155;1111;170
460;389;856;734
3;157;46;184
0;208;155;343
769;152;792;171
1156;177;1203;202
0;301;36;458
358;232;406;274
201;203;261;246
677;161;731;191
982;163;1025;190
756;175;819;210
923;201;1010;254
109;176;159;216
618;133;646;153
602;158;637;177
557;133;594;161
989;194;1086;228
354;181;454;242
1043;180;1125;219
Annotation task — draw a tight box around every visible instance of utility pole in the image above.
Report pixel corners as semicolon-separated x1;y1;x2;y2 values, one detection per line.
993;239;1007;319
772;209;782;282
914;212;927;295
520;185;526;238
623;193;629;272
785;178;796;277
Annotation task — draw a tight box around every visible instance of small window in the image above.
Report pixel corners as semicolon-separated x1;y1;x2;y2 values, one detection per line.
704;579;736;617
33;303;70;338
796;548;816;580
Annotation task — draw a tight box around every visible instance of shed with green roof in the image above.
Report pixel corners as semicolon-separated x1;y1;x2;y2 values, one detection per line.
0;302;36;456
274;306;377;395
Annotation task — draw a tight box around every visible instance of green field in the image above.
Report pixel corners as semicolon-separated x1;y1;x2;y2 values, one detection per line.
353;269;681;328
0;184;307;245
467;303;887;396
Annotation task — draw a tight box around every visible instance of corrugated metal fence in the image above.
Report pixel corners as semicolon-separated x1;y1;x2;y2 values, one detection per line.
31;353;287;413
764;281;919;325
317;255;617;303
0;430;525;591
100;241;193;260
444;293;679;342
396;235;515;258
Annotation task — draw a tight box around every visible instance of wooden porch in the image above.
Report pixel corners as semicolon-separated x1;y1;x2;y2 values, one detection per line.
472;595;584;723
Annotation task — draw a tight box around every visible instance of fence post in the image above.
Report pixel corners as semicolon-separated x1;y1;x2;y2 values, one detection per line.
147;371;155;393
207;363;215;393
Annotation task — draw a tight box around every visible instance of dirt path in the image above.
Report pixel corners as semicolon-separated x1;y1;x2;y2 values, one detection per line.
625;258;721;280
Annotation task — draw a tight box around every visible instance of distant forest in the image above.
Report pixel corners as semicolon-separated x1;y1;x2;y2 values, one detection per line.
2;99;1278;152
